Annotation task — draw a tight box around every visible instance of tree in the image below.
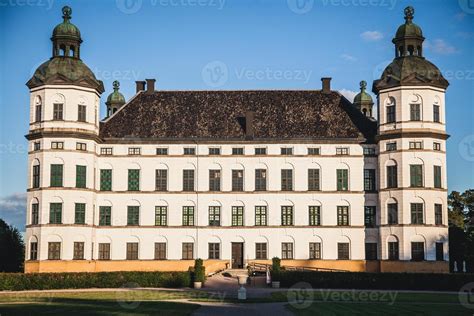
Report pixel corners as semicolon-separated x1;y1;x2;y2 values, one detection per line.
0;219;24;272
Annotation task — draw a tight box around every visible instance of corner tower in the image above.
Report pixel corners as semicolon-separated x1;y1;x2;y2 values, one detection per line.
373;7;449;271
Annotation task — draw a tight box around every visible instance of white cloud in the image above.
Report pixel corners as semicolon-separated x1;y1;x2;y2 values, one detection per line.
340;54;357;62
425;39;457;55
0;193;27;232
360;31;383;41
339;89;358;102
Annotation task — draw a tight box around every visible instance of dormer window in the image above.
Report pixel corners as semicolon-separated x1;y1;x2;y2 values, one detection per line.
53;104;63;120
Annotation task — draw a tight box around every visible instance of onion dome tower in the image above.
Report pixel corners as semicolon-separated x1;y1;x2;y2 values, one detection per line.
353;80;374;118
106;81;126;117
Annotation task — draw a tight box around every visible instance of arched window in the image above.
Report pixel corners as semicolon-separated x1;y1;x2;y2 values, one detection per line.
59;44;66;56
386;97;396;123
34;96;42;122
70;46;75;57
407;45;414;56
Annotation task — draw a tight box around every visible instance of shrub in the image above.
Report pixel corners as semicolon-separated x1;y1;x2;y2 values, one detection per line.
0;271;191;291
271;257;281;281
193;259;206;284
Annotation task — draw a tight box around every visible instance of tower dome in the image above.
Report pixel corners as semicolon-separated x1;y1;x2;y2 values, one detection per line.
106;81;126;117
52;6;82;41
353;81;374;117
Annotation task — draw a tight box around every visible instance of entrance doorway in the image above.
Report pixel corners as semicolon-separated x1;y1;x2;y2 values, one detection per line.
231;243;244;269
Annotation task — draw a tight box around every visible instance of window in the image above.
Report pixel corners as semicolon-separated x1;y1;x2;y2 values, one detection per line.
183;147;196;155
411;242;424;261
255;147;267;155
209;147;221;155
53;103;63;120
49;203;62;224
155;169;168;191
156;147;168;155
232;170;244;191
100;169;112;191
98;243;110;260
74;203;85;224
209;170;221;191
309;206;321;226
411;203;424;224
388;203;398;225
365;243;378;260
255;169;267;191
30;242;38;260
256;243;267;259
388;242;399;260
209;206;221;226
282;243;293;259
76;142;87;151
99;206;111;226
363;147;376;156
387;165;398;188
308;147;320;155
126;242;139;260
281;206;293;226
182;243;194;260
435;204;443;225
31;203;39;225
183;170;195;191
34;142;41;151
100;147;113;155
337;206;349;226
386;105;396;123
232;147;244;155
281;169;293;191
155;206;167;226
410;165;423;187
336;169;348;191
436;242;444;261
50;164;63;187
155;243;166;260
255;206;267;226
433;142;441;151
364;169;376;191
78;105;86;122
232;206;244;226
128;147;141;155
337;243;349;260
32;164;40;188
308;169;320;191
127;206;140;226
281;147;293;155
208;243;220;259
433;104;440;123
182;206;195;226
309;242;321;259
410;104;421;121
364;206;376;227
76;165;86;188
409;141;423;149
48;242;61;260
434;166;442;188
386;142;397;151
35;103;42;122
128;169;140;191
51;141;64;149
336;147;349;155
73;242;85;260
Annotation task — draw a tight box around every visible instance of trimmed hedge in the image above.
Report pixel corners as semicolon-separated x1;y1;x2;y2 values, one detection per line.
0;271;191;291
279;271;474;291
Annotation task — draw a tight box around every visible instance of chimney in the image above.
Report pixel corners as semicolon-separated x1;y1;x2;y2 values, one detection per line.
146;79;156;94
135;81;146;93
321;77;332;93
245;111;254;139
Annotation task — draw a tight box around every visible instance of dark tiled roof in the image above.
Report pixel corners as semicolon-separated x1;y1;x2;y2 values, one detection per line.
99;90;377;143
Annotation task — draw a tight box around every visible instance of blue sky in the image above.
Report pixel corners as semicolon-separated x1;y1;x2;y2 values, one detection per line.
0;0;473;230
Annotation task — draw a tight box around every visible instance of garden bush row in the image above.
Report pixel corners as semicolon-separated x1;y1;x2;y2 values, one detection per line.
279;271;474;291
0;271;191;291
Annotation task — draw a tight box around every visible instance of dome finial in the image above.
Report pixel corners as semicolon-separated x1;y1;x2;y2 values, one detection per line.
62;6;72;22
113;80;120;91
404;6;414;24
360;80;367;91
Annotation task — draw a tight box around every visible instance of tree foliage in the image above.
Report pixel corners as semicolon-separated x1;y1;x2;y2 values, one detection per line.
0;219;24;272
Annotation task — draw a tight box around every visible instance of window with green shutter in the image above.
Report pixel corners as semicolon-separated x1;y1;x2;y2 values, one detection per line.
281;206;293;226
308;206;321;226
76;165;86;188
255;206;267;226
49;203;62;224
434;166;442;188
183;206;195;226
75;203;85;224
128;169;140;191
336;169;348;191
50;164;63;187
410;165;423;187
155;206;167;226
100;169;112;191
411;203;424;224
99;206;111;226
231;206;244;226
127;206;140;225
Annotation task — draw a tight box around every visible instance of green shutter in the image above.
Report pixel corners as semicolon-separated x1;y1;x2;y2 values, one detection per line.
337;169;348;191
49;203;62;224
99;206;111;226
434;166;442;188
76;165;86;188
127;206;139;225
74;203;86;224
128;169;140;191
100;169;112;191
50;164;63;187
